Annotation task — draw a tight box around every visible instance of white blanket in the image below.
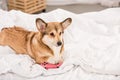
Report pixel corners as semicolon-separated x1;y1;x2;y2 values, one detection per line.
0;8;120;80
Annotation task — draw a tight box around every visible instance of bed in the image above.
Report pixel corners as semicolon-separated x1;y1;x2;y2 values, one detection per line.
0;8;120;80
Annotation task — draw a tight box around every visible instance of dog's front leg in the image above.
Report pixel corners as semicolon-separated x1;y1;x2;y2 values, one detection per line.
35;56;48;64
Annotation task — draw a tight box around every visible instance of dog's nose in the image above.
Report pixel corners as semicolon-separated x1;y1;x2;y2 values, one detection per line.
57;41;62;46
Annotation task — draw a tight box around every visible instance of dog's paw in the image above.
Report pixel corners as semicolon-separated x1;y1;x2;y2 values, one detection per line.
47;58;57;64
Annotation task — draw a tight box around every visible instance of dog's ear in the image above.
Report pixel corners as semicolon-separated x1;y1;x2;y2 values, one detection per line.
61;18;72;29
36;18;47;32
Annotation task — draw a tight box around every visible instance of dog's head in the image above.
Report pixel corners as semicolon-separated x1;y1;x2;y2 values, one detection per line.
36;18;72;47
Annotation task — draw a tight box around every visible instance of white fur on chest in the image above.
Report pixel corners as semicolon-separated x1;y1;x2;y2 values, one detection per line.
52;46;61;57
48;45;62;64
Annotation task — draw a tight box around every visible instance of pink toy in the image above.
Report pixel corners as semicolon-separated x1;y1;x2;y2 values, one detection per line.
40;62;63;69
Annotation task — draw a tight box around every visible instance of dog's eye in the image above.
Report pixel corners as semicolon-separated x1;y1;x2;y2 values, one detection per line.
59;32;62;35
50;32;55;37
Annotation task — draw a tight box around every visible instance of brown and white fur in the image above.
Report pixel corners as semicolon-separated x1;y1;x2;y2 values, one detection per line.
0;18;72;64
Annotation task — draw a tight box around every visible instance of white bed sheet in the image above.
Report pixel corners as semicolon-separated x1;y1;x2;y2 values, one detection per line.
0;8;120;80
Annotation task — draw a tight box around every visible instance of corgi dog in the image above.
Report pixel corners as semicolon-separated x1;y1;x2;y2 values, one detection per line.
0;18;72;64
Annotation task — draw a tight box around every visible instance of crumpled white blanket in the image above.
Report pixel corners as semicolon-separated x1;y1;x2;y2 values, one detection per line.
0;8;120;80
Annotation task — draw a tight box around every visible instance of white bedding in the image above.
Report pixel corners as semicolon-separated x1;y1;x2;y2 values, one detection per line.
0;8;120;80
